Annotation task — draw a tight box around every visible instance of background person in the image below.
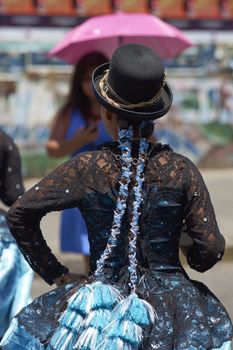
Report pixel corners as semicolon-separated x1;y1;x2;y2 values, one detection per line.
0;129;33;339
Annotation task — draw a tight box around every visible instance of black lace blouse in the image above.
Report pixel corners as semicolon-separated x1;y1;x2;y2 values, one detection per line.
0;130;24;206
6;142;225;285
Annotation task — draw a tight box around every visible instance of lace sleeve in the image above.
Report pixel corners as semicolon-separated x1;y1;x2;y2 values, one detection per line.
184;159;225;272
7;155;88;285
0;130;24;205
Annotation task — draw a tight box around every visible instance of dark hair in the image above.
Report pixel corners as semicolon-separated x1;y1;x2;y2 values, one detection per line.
58;52;108;120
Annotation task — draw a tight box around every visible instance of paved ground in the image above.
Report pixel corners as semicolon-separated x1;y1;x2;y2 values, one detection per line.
28;169;233;321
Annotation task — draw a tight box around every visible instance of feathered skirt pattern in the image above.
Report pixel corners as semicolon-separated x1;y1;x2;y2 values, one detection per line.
0;211;33;338
0;269;232;349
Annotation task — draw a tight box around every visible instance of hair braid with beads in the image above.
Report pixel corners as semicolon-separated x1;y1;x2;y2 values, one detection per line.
127;136;149;291
95;122;149;288
94;126;134;278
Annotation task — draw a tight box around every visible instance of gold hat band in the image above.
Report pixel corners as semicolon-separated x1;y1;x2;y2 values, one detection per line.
99;69;166;110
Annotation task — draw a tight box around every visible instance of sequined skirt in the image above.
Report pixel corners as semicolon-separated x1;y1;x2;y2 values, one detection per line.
0;211;33;337
0;268;232;349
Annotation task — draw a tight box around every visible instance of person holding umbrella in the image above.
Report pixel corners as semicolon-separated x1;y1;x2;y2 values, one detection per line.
46;52;111;272
1;44;232;350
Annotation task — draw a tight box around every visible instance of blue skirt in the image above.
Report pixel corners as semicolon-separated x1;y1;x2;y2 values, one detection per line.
0;276;232;349
0;300;231;349
60;208;90;255
0;211;33;337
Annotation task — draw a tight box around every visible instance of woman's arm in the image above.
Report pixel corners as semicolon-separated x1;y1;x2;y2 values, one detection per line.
183;159;225;272
46;112;75;158
0;130;24;206
7;155;88;285
46;113;99;158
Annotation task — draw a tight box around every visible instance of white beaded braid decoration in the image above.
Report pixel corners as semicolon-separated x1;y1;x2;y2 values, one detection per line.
94;127;134;277
128;137;148;291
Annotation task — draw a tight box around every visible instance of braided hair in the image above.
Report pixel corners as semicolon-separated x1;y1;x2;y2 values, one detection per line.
95;126;134;277
95;120;152;283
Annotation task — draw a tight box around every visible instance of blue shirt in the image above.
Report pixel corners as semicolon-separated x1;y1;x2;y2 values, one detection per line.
65;109;111;157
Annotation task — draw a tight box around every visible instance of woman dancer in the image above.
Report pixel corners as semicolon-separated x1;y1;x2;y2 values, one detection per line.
1;44;232;349
46;52;111;272
0;130;33;339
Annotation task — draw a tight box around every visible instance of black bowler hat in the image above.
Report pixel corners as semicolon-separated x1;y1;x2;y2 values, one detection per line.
92;43;173;121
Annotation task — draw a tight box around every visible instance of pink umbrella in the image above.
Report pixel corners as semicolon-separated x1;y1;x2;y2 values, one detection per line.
49;12;193;63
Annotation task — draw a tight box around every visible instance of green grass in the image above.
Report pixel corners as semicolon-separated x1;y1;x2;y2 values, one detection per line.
20;149;67;178
199;122;233;144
